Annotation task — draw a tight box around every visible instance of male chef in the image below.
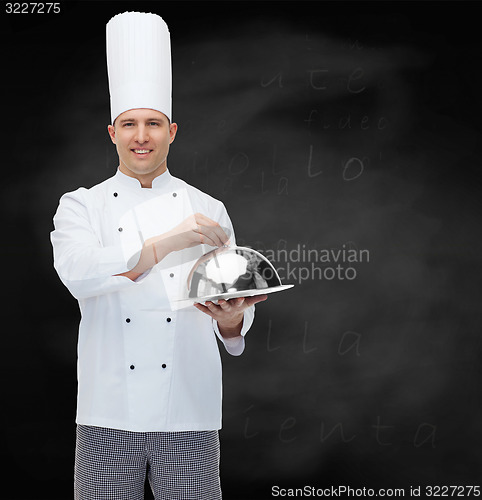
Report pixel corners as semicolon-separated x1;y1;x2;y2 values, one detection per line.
51;11;266;500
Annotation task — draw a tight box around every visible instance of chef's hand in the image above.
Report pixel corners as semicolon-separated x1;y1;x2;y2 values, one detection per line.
162;213;230;253
194;295;268;339
117;213;229;281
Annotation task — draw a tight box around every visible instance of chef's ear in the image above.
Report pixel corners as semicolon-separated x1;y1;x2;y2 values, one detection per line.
107;124;116;144
169;122;178;144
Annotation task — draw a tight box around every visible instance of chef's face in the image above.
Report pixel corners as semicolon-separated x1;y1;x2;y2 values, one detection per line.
107;108;177;186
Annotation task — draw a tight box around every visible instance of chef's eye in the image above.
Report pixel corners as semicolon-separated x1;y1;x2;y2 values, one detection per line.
149;122;160;126
123;122;134;127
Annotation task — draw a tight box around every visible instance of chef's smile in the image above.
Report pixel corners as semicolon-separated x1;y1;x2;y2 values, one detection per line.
132;148;153;157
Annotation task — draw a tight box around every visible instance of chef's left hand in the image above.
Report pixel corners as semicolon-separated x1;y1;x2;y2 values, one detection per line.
194;295;268;339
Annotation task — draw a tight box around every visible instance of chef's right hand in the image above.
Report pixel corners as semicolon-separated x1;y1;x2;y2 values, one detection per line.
122;214;230;279
116;213;229;280
161;213;230;253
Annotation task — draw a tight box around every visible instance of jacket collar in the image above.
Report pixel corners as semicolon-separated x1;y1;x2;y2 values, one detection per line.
114;167;173;190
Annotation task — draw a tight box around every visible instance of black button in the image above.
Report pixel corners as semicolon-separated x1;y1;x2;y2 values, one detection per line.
162;364;167;369
118;227;123;232
126;318;131;323
170;273;174;278
172;192;177;197
130;365;135;370
166;317;171;323
113;192;118;197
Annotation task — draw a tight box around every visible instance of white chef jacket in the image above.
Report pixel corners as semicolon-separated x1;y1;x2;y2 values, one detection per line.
50;168;254;432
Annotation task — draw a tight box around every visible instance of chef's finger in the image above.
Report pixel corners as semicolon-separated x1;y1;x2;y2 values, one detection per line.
194;214;231;244
218;299;231;311
243;295;268;307
196;224;227;247
203;225;227;247
212;225;230;245
231;297;245;308
204;301;221;312
192;226;217;247
194;213;219;226
193;302;215;318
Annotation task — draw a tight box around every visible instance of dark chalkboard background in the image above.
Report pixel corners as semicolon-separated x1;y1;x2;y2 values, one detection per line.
2;1;481;498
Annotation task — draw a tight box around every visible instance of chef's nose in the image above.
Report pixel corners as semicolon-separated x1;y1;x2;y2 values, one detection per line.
135;125;149;143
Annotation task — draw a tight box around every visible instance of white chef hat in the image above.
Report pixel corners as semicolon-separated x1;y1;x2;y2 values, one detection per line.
106;11;172;125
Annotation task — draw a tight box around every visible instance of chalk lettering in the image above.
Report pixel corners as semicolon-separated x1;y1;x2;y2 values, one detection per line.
271;144;283;175
277;239;288;252
338;331;361;356
228;152;249;176
305;109;318;129
342;157;364;181
372;416;394;446
347;67;366;94
260;170;267;194
378;116;389;130
261;71;283;88
348;38;363;50
303;321;317;354
267;319;281;352
308;69;329;90
277;176;289;196
320;421;356;443
307;144;323;178
279;417;297;443
339;114;351;129
413;423;436;448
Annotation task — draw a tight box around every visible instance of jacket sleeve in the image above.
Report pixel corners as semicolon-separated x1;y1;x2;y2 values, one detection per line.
50;188;144;300
211;201;256;356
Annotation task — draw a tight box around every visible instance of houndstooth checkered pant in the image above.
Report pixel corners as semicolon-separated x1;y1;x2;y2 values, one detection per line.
74;425;222;500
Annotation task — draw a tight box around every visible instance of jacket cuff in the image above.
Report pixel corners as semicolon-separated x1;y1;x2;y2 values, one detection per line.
213;305;255;356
